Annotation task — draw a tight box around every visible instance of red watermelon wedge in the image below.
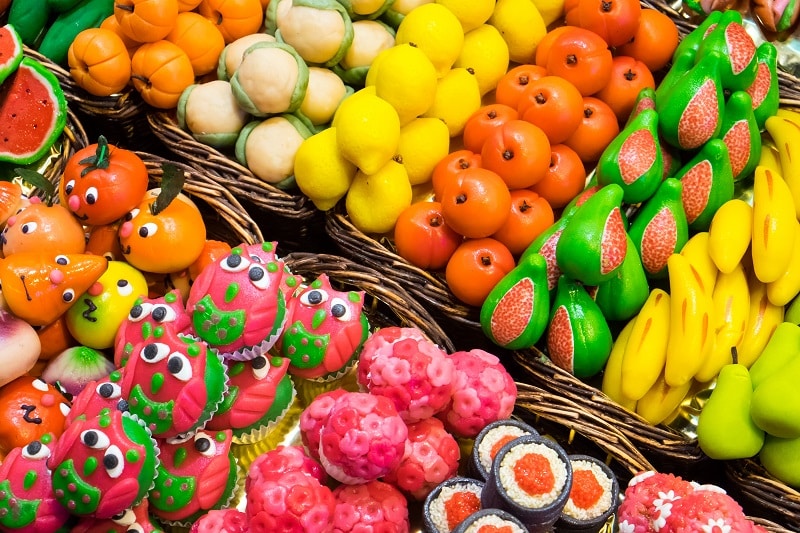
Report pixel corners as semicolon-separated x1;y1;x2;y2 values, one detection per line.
0;55;67;165
0;25;23;86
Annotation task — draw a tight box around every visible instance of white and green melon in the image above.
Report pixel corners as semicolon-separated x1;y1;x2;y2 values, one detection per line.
332;19;395;87
177;80;251;149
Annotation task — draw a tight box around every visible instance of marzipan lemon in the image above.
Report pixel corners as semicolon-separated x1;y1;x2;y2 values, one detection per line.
395;3;465;77
333;90;401;175
423;67;481;137
367;43;438;125
435;0;495;32
294;127;358;211
397;117;451;185
531;0;567;26
346;159;413;234
454;24;510;97
489;0;548;64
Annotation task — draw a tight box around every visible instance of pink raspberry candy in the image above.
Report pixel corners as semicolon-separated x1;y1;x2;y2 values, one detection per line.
190;509;249;533
358;328;455;423
436;349;517;438
247;469;335;533
319;392;408;484
247;445;327;493
383;417;461;501
660;489;754;533
617;471;696;532
357;327;428;387
332;480;410;533
301;389;350;460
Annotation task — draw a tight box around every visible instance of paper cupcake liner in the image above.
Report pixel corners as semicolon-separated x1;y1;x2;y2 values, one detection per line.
292;363;360;407
230;400;305;471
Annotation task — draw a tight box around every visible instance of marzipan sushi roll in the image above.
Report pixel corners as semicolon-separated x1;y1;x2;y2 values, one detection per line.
481;434;572;533
451;508;529;533
556;455;620;532
423;477;486;533
471;419;539;481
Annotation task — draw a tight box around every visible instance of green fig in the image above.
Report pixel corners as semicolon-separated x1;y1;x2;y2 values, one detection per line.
696;15;758;92
596;108;663;204
749;321;800;389
593;234;650;321
546;275;613;378
656;46;698;105
750;354;800;438
696;357;765;460
674;138;734;232
744;41;780;131
759;434;800;489
555;184;628;286
519;213;572;293
627;177;689;278
717;91;762;182
671;9;723;62
624;87;656;127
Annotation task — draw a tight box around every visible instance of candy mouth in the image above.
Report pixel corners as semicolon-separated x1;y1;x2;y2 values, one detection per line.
50;459;102;516
81;297;99;322
0;479;40;528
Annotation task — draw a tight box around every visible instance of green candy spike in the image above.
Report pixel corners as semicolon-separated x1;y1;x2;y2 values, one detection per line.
594;234;650;321
745;42;780;131
546;275;614;379
675;138;734;232
717;91;761;182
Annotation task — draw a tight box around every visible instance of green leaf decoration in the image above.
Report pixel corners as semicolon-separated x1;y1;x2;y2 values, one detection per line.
151;162;185;216
14;168;55;202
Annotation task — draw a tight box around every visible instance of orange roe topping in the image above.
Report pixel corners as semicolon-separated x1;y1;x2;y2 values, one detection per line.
513;453;555;496
477;526;514;533
570;469;603;509
490;435;517;461
445;491;482;530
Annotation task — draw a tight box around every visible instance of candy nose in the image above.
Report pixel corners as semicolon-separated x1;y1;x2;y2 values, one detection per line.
119;221;134;239
68;195;80;212
87;281;103;296
49;269;65;285
6;215;16;227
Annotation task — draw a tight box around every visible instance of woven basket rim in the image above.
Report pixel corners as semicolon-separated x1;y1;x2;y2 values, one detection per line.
724;458;800;531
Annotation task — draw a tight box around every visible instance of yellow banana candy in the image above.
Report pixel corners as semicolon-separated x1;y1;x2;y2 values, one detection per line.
707;199;753;274
758;138;783;175
679;232;718;295
600;318;637;413
738;272;785;368
635;371;694;426
751;165;796;283
620;288;671;401
664;253;714;387
695;263;750;383
767;218;800;306
764;115;800;219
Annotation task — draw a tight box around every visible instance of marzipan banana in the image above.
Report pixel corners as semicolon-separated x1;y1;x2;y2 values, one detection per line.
635;370;694;426
776;107;800;126
620;288;671;400
767;218;800;306
751;165;796;283
707;199;753;274
679;232;718;295
664;253;715;387
765;115;800;219
601;319;637;413
738;271;785;367
695;263;751;382
758;137;783;175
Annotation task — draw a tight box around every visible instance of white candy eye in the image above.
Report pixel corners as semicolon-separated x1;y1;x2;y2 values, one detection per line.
140;342;171;363
32;379;49;392
21;441;50;460
165;432;194;445
116;279;134;297
128;302;153;322
81;429;111;450
221;253;249;273
126;208;140;221
127;524;145;533
64;179;75;195
193;432;216;457
251;355;271;381
300;289;328;306
112;508;136;526
96;381;123;399
248;264;270;290
60;403;71;417
150;304;177;323
20;221;37;234
104;445;125;478
137;223;158;238
330;298;352;321
167;353;192;382
55;255;69;266
62;288;75;303
84;187;99;205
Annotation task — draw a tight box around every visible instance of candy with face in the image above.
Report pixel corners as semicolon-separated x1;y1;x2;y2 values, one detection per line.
65;373;129;428
279;274;369;380
0;199;87;257
114;290;192;368
65;261;149;350
0;252;108;326
47;408;159;519
71;499;165;533
186;241;288;361
0;434;71;533
148;429;238;524
120;328;227;438
0;376;71;459
206;354;294;443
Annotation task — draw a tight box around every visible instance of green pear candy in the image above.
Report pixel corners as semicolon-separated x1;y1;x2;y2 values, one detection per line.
759;434;800;489
627;177;689;278
596;108;663;204
593;234;650;322
546;275;614;378
624;87;656;127
655;47;698;105
657;49;726;151
480;252;551;350
744;41;780;131
674;138;734;232
786;294;800;325
695;14;758;92
555;183;628;286
696;357;765;460
716;91;761;182
749;322;800;389
671;9;723;62
750;354;800;438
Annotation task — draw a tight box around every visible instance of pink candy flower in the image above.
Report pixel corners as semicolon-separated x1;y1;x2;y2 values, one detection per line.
247;445;327;492
332;480;410;533
190;509;249;533
300;390;350;460
660;490;755;533
247;469;335;533
617;472;696;532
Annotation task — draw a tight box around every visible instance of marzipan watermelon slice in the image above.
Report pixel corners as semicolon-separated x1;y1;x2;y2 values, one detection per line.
0;56;67;165
0;24;23;86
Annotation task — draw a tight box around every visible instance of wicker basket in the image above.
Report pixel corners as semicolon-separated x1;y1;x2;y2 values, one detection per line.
725;459;800;531
146;111;326;253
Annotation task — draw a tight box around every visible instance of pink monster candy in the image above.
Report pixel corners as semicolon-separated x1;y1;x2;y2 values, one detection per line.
71;499;164;533
436;349;517;439
332;480;410;533
186;241;288;361
660;489;756;533
383;417;461;501
114;289;192;367
190;509;249;533
247;469;335;533
246;445;327;492
617;471;697;533
299;389;349;460
318;392;408;485
65;372;127;428
357;328;455;424
0;433;71;533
